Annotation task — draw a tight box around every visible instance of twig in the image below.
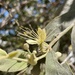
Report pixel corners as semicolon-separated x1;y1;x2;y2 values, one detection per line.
13;57;28;62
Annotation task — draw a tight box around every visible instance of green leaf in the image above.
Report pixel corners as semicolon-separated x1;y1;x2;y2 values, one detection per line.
0;49;8;60
8;51;19;58
0;50;28;72
0;48;7;56
0;59;27;72
8;60;27;72
45;50;73;75
45;17;61;42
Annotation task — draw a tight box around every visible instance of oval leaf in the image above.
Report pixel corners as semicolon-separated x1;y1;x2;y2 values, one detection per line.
0;48;7;56
45;17;61;42
46;50;73;75
8;51;19;58
0;59;27;72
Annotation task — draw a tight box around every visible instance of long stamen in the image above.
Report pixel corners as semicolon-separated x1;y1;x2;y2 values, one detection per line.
29;24;38;37
20;26;38;38
18;32;36;40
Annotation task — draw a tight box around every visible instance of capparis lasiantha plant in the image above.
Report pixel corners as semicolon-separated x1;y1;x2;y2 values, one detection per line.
19;26;48;52
0;24;74;75
0;27;49;66
17;27;49;65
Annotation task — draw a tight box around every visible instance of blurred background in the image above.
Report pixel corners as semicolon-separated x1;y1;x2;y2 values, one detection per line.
0;0;64;52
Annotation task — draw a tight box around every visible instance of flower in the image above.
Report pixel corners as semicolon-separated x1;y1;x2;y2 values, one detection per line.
18;26;48;53
26;27;46;45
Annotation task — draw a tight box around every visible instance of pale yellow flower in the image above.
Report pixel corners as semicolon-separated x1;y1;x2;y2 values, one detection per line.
26;27;46;45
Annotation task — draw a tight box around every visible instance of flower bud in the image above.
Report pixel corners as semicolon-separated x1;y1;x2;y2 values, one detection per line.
33;50;37;54
23;43;29;50
55;52;62;59
27;54;31;59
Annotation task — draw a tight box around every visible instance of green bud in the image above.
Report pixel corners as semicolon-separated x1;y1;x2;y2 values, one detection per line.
23;43;29;50
33;50;37;54
55;52;62;59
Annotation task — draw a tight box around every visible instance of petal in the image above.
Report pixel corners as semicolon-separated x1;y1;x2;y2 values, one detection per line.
26;39;38;44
